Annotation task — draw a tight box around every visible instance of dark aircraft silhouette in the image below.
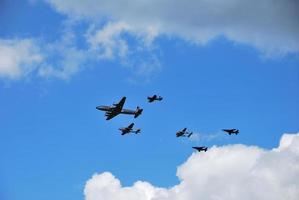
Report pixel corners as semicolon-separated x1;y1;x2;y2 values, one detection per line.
96;97;143;120
147;95;163;103
176;128;193;137
119;123;141;135
192;146;208;152
222;129;239;135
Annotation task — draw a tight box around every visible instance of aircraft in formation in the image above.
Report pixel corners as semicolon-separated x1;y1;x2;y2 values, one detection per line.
222;128;239;135
96;95;239;150
96;97;143;120
192;146;208;152
119;123;141;135
176;128;193;138
147;95;163;103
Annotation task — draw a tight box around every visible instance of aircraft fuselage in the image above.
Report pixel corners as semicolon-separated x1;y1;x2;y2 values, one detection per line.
176;131;185;137
96;106;112;111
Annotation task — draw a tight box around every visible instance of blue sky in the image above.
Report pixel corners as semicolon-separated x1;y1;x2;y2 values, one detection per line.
0;1;299;200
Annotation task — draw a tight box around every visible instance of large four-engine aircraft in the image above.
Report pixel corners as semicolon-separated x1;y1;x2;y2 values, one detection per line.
192;146;208;152
222;129;239;135
96;97;143;120
119;123;141;135
147;95;163;103
176;128;193;138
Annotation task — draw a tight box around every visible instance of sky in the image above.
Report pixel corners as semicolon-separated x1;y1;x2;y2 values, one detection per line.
0;1;299;200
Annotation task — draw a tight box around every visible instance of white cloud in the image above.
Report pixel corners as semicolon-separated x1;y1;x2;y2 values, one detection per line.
0;30;89;81
86;22;130;60
84;133;299;200
0;39;43;80
85;21;161;79
47;0;299;56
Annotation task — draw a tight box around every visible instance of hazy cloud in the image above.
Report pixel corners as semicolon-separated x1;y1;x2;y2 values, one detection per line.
47;0;299;56
84;133;299;200
0;39;43;80
0;21;160;81
2;0;298;80
189;131;224;143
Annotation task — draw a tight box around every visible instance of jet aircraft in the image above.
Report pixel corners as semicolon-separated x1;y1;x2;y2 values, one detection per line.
176;128;193;137
147;95;163;103
222;129;239;135
119;123;141;135
192;146;208;152
96;97;143;120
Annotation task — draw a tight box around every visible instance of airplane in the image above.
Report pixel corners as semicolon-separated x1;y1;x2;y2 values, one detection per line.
176;128;193;138
119;123;141;135
147;95;163;103
222;129;239;135
192;146;208;152
96;97;143;120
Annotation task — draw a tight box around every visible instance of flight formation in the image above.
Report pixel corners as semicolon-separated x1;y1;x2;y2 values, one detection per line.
96;95;239;152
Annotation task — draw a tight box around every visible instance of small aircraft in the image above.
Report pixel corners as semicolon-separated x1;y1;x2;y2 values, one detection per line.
96;97;143;120
176;128;193;138
192;146;208;152
222;129;239;135
119;123;141;135
147;95;163;103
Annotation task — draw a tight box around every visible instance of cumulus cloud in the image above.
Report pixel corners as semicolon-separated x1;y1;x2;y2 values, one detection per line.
0;39;43;79
84;133;299;200
47;0;299;56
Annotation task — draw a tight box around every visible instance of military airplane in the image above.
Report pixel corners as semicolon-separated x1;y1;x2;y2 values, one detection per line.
119;123;141;135
96;97;143;120
222;129;239;135
176;128;193;137
147;95;163;103
192;146;208;152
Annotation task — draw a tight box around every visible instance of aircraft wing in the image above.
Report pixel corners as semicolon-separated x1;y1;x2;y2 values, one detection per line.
128;123;134;129
115;97;126;111
106;112;118;120
121;131;128;135
106;97;126;120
